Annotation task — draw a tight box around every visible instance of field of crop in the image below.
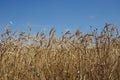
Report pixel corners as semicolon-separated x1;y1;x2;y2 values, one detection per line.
0;23;120;80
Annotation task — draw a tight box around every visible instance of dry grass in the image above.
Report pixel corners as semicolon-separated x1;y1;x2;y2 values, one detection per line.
0;23;120;80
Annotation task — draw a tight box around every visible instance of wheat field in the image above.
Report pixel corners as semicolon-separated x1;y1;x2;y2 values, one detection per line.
0;23;120;80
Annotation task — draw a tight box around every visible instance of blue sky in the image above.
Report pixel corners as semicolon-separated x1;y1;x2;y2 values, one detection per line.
0;0;120;35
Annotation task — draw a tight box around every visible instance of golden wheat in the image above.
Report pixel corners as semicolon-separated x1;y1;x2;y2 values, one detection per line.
0;23;120;80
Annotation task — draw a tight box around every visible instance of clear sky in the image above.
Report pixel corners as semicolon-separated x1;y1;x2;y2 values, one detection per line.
0;0;120;35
